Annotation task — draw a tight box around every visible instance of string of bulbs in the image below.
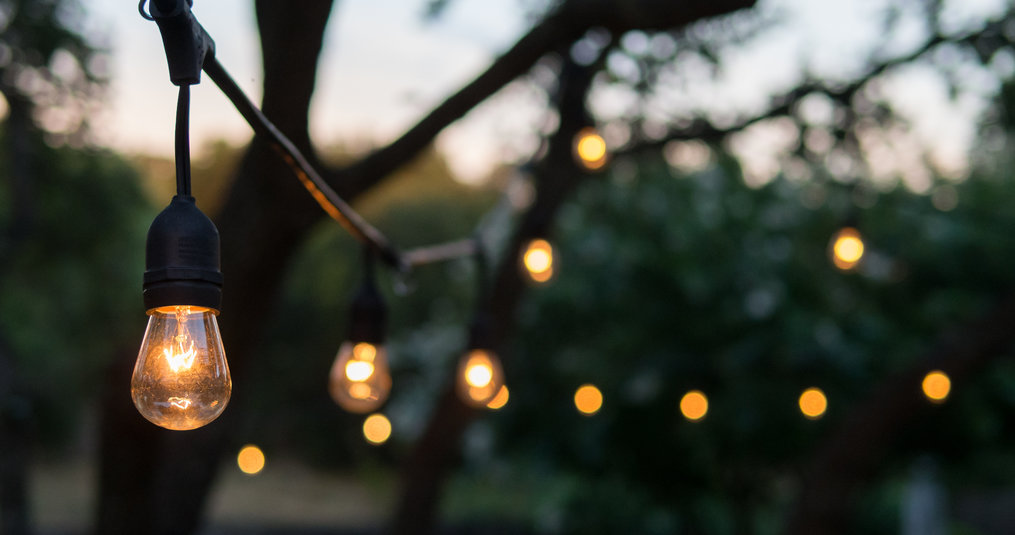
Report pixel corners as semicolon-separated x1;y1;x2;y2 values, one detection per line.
130;0;577;430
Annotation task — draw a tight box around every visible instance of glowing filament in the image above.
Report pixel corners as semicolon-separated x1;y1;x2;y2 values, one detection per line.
168;396;192;410
465;362;493;388
345;361;375;382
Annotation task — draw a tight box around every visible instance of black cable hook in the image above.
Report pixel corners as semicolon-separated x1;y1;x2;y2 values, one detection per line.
138;0;154;20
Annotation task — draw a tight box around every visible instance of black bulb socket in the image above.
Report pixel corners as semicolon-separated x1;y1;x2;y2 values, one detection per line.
348;278;386;346
467;313;494;351
143;195;223;313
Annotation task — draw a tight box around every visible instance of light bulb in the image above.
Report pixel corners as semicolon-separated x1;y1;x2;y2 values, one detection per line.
455;348;505;407
829;227;865;271
131;305;231;431
329;341;391;413
574;127;608;170
521;238;555;284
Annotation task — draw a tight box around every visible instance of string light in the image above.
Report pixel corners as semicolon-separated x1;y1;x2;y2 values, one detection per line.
574;384;603;415
131;81;231;431
329;252;391;413
521;238;555;284
922;370;951;403
829;227;865;271
363;413;392;445
574;127;608;170
236;445;265;475
799;387;827;420
679;390;708;422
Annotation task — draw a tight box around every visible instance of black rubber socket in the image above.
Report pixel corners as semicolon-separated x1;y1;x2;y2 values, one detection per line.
143;195;222;312
347;279;386;345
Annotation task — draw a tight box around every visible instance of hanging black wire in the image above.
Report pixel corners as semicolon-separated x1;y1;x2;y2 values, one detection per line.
175;84;192;197
144;3;512;278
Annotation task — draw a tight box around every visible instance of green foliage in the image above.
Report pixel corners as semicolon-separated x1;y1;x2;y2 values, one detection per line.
0;128;152;444
480;152;1015;534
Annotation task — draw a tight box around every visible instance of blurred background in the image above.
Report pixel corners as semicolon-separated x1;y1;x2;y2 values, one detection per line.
4;0;1015;533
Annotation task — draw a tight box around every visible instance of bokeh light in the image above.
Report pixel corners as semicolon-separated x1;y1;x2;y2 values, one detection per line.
363;413;392;445
486;385;510;410
922;370;951;403
830;227;865;271
799;387;828;420
236;444;265;475
574;128;608;170
574;384;603;416
522;238;555;283
680;390;708;422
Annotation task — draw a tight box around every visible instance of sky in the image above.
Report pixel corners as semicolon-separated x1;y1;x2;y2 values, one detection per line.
83;0;533;181
79;0;1010;185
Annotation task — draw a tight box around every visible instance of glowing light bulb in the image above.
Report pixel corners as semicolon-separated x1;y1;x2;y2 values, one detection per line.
521;238;555;284
799;387;827;420
680;390;708;422
237;445;265;475
131;305;231;431
363;413;392;445
574;127;608;170
329;341;391;413
574;384;603;416
922;370;951;403
456;349;505;407
830;227;865;271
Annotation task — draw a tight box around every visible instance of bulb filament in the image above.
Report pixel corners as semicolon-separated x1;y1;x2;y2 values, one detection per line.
163;306;197;372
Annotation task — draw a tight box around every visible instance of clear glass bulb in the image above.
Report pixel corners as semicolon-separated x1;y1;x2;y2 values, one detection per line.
329;341;391;413
455;349;505;407
131;305;231;431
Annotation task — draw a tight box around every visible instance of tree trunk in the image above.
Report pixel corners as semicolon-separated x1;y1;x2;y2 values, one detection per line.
0;88;36;535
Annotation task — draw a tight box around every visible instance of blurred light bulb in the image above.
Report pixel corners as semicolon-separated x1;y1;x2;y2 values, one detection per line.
521;238;555;284
680;390;708;422
237;444;265;475
922;370;951;403
574;127;608;170
799;387;827;420
830;227;865;271
363;413;392;445
131;306;231;431
574;384;603;416
456;349;505;407
329;341;391;413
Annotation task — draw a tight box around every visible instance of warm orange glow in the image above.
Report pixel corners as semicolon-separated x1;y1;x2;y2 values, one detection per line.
799;388;828;419
237;444;265;475
345;360;375;382
456;349;505;407
574;128;608;170
132;305;231;431
574;384;603;416
363;413;392;445
680;390;709;421
486;385;509;410
922;370;951;403
329;341;391;413
830;227;865;271
465;361;494;388
522;239;555;283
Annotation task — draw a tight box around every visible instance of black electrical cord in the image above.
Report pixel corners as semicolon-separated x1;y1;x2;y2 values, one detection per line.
175;84;192;197
202;57;408;272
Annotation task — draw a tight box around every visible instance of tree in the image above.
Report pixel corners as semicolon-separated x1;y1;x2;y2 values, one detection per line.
1;1;112;533
90;0;1015;534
